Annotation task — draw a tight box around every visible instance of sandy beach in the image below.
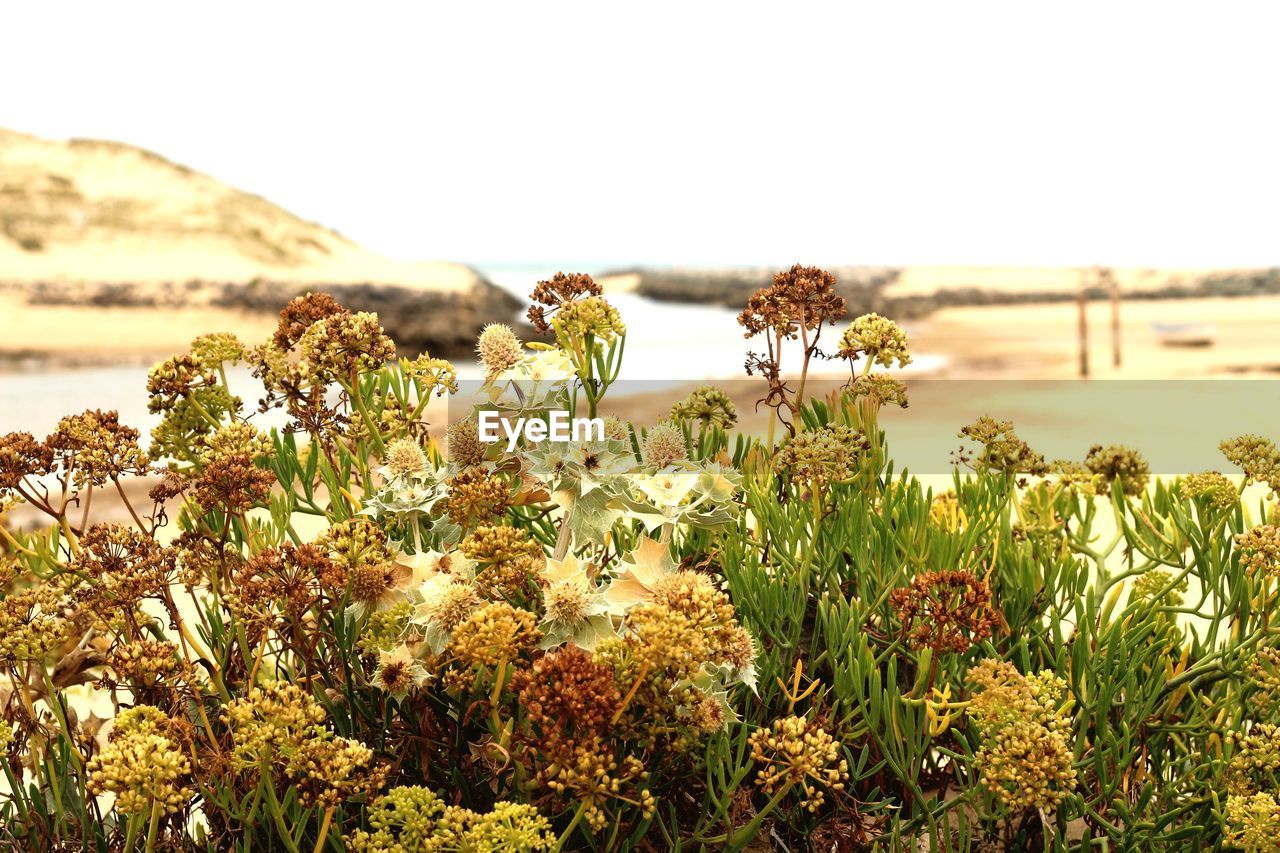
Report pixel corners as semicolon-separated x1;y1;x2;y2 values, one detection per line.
908;293;1280;379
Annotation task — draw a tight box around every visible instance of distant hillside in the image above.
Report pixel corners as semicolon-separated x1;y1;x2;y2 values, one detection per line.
0;128;518;355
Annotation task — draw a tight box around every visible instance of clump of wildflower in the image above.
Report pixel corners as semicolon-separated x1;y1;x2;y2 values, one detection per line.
403;352;459;399
836;313;912;369
46;409;150;487
191;440;276;513
749;715;849;812
737;264;846;338
1227;724;1280;795
298;311;396;381
959;417;1047;477
1084;444;1151;497
1052;459;1098;494
476;323;523;379
538;555;616;650
358;601;414;656
447;601;540;668
87;706;193;815
461;525;544;597
852;373;909;408
106;639;181;688
641;422;687;470
347;786;554;852
527;272;603;334
776;423;868;487
190;331;246;367
0;431;52;492
0;719;13;750
447;418;486;467
0;584;70;665
1178;470;1239;512
372;643;432;698
601;415;631;441
1238;525;1280;577
321;517;394;573
1225;791;1280;853
273;291;351;349
513;646;620;760
197;422;273;464
552;295;626;344
72;524;175;613
414;575;483;652
966;659;1076;810
670;385;738;430
460;801;556;850
146;355;216;413
228;542;340;623
384;438;429;479
223;680;328;767
890;570;997;654
444;469;510;528
595;604;714;748
346;785;449;851
1132;569;1188;608
1222;434;1280;494
348;560;412;616
1246;647;1280;716
287;733;387;808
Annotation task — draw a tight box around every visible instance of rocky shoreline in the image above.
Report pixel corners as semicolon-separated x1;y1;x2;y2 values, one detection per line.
3;274;522;359
604;266;1280;318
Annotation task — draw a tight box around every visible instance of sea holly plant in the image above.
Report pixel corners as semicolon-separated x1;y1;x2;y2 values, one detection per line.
0;270;1278;851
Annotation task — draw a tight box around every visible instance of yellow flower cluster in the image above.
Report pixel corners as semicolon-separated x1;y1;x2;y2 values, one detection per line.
1132;569;1188;609
197;422;273;464
1179;470;1239;511
836;312;912;369
748;715;849;812
545;750;654;831
552;296;626;344
1247;647;1280;716
223;680;328;766
966;659;1077;811
447;601;540;668
1227;724;1280;795
107;639;182;687
346;785;555;852
1238;525;1280;577
190;331;247;367
0;584;69;664
287;733;387;808
1225;791;1280;852
87;705;192;815
1222;434;1280;494
669;385;738;430
775;423;867;488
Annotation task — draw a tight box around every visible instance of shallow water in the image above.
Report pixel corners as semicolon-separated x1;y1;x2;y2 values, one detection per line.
0;267;944;435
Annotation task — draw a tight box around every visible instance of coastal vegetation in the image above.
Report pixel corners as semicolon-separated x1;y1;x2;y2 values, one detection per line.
0;266;1277;850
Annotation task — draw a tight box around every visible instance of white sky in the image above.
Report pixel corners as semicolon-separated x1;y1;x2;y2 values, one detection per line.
3;3;1278;268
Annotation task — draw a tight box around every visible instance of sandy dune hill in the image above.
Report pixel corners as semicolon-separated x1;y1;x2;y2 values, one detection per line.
0;128;517;358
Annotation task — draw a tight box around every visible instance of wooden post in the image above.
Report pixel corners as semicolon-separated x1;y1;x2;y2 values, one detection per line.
1077;286;1089;378
1107;269;1121;368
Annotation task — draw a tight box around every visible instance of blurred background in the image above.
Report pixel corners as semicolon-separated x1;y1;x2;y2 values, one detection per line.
2;3;1278;459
